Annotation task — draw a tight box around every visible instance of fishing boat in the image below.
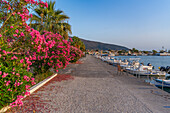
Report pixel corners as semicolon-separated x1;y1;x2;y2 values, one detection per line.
135;70;166;76
101;56;110;62
154;76;170;88
125;61;140;73
125;63;166;76
119;59;129;66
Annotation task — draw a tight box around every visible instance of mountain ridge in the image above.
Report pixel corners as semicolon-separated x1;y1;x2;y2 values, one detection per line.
80;38;129;50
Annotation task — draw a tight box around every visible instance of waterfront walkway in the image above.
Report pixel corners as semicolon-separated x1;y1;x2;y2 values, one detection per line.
12;55;170;113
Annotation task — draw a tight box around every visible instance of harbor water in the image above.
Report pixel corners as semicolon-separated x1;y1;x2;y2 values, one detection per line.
114;56;170;70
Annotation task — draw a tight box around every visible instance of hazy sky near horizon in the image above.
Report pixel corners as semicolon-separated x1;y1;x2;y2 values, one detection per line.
52;0;170;51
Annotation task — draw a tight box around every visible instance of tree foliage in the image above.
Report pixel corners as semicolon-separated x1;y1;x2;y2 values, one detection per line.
131;48;139;53
71;36;85;51
152;50;157;55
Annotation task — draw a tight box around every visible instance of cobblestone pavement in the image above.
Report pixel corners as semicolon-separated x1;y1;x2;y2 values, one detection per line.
10;55;170;113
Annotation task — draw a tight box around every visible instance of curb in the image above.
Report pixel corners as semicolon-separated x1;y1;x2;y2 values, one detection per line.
29;73;57;94
0;73;58;113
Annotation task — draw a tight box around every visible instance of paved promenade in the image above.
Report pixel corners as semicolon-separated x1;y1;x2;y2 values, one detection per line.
11;55;170;113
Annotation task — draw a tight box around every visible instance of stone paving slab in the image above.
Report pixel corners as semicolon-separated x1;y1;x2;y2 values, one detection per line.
8;55;170;113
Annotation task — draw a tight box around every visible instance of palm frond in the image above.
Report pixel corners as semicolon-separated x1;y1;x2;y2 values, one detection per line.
30;1;72;37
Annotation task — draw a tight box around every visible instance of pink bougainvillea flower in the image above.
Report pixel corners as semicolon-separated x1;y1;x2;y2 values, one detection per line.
20;59;24;63
11;55;17;60
20;32;24;37
12;12;16;15
13;34;17;37
2;50;7;55
31;78;35;81
23;75;30;81
10;95;24;107
14;80;23;87
27;67;30;71
8;6;11;10
45;2;48;7
25;91;30;96
5;81;11;86
7;89;12;91
2;72;8;78
31;81;36;85
13;55;18;59
0;34;2;37
15;29;19;33
25;85;30;90
0;71;2;75
10;26;14;28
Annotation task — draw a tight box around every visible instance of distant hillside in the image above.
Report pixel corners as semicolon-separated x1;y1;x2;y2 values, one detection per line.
80;38;129;50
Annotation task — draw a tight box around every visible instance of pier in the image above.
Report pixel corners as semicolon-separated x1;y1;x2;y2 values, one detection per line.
10;55;170;113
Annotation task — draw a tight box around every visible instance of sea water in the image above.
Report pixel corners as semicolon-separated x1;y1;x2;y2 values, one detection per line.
114;56;170;70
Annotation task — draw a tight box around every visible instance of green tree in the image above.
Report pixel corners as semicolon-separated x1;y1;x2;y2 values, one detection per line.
131;48;139;53
30;1;72;39
143;51;149;54
71;36;85;51
160;50;164;53
152;50;158;55
118;50;123;55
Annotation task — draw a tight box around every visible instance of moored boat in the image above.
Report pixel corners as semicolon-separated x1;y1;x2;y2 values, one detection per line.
154;76;170;88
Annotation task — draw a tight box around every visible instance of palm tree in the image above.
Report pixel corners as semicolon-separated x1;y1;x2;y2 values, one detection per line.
30;1;72;40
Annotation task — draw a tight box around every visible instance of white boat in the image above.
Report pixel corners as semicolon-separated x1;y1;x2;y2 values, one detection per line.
112;59;120;65
125;61;140;72
154;76;170;87
119;59;129;66
133;70;166;76
101;56;110;62
125;63;166;76
132;65;153;75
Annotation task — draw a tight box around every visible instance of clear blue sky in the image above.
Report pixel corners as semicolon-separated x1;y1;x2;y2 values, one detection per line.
50;0;170;51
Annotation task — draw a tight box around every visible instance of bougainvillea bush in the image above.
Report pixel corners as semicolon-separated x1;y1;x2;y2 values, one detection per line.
0;0;47;109
0;46;36;109
0;0;48;49
0;0;84;110
70;46;84;63
28;30;72;75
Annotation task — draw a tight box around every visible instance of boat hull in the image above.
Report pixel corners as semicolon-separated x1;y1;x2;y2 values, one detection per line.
154;79;170;88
